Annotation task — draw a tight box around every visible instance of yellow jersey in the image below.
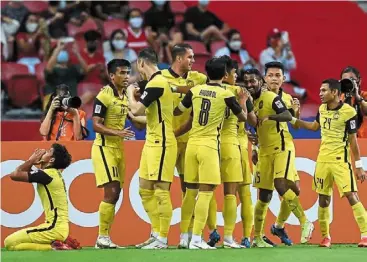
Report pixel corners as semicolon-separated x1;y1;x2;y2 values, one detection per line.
179;83;242;150
237;121;249;148
28;168;68;226
93;84;128;148
254;90;294;155
140;71;176;147
316;102;357;162
162;68;207;143
221;83;254;145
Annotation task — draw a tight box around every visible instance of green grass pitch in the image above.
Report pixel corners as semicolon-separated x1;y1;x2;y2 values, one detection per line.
1;245;366;262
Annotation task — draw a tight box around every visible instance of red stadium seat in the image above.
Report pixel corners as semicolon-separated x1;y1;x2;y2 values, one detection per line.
129;1;151;12
211;41;226;55
67;18;99;38
171;1;187;14
7;75;40;107
1;1;9;8
77;82;102;96
35;62;46;89
23;1;48;13
185;41;209;55
1;63;29;84
174;14;184;25
103;19;127;40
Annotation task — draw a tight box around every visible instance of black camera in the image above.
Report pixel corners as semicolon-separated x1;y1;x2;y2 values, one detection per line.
340;78;355;94
58;96;82;109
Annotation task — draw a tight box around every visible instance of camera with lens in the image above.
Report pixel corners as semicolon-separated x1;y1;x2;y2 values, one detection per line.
340;78;356;95
57;95;82;109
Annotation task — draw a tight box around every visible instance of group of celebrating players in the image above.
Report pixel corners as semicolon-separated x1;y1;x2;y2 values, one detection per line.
4;43;367;251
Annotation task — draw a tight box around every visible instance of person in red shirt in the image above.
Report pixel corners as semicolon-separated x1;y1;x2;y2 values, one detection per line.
124;8;154;53
40;84;87;141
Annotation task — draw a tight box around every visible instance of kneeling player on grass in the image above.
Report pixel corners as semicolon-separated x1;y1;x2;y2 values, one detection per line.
4;144;75;251
174;58;249;249
294;79;367;248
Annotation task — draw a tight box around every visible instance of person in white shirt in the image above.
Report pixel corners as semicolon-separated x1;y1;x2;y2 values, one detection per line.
215;29;257;70
259;28;296;81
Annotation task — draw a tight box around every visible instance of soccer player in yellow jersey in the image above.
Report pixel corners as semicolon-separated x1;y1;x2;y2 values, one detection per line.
218;56;257;248
294;78;367;248
128;48;177;249
245;64;311;248
264;62;314;245
174;58;249;249
5;144;71;251
92;59;135;248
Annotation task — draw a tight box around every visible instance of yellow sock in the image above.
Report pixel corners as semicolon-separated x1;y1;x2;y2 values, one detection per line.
238;184;253;238
154;189;173;238
352;202;367;237
276;199;292;228
223;194;237;237
99;201;115;236
193;191;213;236
282;189;306;226
254;200;269;237
8;243;52;251
180;188;198;233
139;188;160;234
206;194;217;231
318;206;330;238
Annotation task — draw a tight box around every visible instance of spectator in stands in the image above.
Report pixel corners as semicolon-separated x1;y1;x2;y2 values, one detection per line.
90;1;129;21
43;40;87;109
74;30;107;85
125;8;154;53
39;1;68;39
40;84;87;141
16;13;50;74
215;29;257;70
183;0;229;46
1;15;19;61
1;1;29;26
64;1;90;27
340;66;367;138
259;28;296;81
104;29;138;82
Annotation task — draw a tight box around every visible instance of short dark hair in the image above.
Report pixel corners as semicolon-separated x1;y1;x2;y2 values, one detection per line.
83;30;102;42
205;57;226;81
322;78;341;92
109;29;126;52
138;47;158;65
218;55;238;74
127;8;142;20
340;66;361;81
265;61;285;74
107;59;131;74
171;43;193;62
243;68;263;80
227;29;240;40
51;143;72;169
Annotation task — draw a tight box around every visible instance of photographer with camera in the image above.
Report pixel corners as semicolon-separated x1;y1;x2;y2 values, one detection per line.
340;66;367;138
40;84;87;141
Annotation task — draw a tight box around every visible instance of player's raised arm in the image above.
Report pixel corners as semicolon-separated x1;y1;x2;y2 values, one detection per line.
289;98;301;129
10;149;47;182
293;112;321;131
174;90;193;116
225;95;247;122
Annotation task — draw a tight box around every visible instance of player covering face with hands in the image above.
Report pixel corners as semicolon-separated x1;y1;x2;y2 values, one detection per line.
92;59;135;249
293;79;367;248
4;144;81;251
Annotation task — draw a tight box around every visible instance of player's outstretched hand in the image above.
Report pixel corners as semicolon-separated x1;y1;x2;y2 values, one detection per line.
258;116;269;126
292;98;300;113
28;148;46;164
116;126;135;138
356;168;366;183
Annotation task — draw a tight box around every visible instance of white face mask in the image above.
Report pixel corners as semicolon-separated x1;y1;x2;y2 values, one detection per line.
153;0;167;6
26;22;38;33
129;17;143;29
199;0;210;7
112;39;127;50
229;40;242;51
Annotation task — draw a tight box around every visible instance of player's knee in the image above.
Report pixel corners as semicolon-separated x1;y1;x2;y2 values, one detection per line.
318;195;331;207
224;182;237;195
186;183;199;190
345;192;359;206
259;189;272;203
274;178;288;196
104;188;121;204
4;235;14;250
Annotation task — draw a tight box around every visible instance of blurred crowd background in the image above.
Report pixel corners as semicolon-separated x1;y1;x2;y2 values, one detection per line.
1;0;366;141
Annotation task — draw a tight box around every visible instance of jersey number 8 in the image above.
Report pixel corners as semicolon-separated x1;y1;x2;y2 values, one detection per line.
198;98;211;126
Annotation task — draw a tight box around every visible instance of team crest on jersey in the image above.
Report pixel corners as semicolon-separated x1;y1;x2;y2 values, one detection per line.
333;112;340;119
186;80;195;88
259;101;263;109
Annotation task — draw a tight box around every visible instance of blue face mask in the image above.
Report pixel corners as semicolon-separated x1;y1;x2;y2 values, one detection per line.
199;0;210;7
57;50;69;63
